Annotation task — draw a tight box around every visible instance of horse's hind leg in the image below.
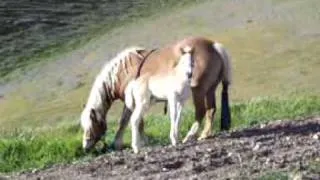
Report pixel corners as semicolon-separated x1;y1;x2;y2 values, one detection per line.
198;83;218;140
182;88;206;143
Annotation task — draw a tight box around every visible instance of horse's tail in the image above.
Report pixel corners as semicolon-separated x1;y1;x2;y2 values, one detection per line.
213;42;232;131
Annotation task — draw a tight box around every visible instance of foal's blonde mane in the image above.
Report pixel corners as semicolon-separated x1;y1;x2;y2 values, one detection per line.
82;47;145;129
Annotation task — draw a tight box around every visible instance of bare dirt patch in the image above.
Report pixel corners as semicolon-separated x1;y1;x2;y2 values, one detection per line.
10;117;320;180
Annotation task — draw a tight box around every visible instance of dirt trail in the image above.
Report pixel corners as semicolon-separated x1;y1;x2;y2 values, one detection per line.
10;117;320;180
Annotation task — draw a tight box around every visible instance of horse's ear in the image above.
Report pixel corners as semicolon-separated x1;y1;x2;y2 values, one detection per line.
189;47;194;54
90;109;97;122
136;49;144;54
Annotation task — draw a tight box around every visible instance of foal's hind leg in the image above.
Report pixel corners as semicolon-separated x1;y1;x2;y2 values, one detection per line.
113;105;146;150
182;88;206;143
138;118;148;146
198;84;218;140
130;103;147;153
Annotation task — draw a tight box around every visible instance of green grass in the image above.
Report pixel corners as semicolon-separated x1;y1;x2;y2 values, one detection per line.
1;94;319;173
258;171;288;180
307;161;320;175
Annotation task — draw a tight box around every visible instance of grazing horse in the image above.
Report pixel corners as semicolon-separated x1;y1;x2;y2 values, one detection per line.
124;46;195;153
80;36;232;151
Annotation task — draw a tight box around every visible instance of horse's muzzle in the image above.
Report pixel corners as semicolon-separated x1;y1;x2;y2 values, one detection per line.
83;139;96;152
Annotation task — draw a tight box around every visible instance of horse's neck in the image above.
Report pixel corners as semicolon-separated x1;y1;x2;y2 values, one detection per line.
88;80;116;116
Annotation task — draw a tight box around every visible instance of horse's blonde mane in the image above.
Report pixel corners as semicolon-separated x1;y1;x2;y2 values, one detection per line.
82;46;145;128
97;47;145;94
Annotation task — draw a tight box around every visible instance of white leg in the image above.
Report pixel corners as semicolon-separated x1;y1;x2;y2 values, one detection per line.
168;94;181;146
130;90;149;153
130;105;144;154
130;101;148;153
174;100;183;144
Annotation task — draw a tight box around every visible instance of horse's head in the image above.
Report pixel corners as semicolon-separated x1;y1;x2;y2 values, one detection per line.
80;107;107;152
178;46;195;79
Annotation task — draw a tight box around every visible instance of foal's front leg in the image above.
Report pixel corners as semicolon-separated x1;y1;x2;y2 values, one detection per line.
168;94;183;146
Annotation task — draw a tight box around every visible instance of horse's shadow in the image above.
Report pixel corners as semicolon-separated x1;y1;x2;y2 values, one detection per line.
227;118;320;139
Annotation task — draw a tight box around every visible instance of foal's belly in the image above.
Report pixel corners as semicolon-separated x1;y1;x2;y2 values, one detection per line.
149;79;191;102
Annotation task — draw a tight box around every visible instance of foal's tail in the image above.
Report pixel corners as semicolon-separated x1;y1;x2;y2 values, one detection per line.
213;42;232;131
124;81;135;110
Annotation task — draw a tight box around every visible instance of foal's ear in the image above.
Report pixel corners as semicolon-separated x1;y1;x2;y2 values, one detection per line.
179;46;193;54
179;47;185;55
90;109;97;122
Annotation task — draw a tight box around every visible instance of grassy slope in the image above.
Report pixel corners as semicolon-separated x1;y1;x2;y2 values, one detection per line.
1;0;320;174
1;0;320;129
0;0;198;79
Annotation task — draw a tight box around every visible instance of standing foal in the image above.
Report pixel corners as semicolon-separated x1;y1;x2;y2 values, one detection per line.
124;46;194;153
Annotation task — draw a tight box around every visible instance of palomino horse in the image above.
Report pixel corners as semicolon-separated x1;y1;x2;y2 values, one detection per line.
124;46;195;153
80;36;232;151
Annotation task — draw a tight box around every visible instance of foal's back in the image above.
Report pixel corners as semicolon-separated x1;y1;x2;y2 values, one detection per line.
147;46;194;100
138;37;221;89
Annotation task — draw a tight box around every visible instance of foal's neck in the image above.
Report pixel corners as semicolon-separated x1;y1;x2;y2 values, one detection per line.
174;67;190;83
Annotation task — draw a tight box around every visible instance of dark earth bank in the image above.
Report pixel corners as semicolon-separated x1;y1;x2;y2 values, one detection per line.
8;117;320;180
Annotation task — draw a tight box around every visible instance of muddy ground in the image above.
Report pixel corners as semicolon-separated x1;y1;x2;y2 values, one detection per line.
8;116;320;180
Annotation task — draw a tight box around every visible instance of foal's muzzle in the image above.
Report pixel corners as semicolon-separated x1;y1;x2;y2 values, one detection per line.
187;72;193;79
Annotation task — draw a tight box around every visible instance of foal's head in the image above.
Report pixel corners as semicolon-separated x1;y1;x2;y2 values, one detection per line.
177;46;195;79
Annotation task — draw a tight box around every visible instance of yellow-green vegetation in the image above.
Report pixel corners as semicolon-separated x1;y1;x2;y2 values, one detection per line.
258;171;288;180
1;0;320;174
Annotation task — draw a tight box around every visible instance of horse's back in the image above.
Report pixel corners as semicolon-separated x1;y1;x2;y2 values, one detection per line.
175;37;223;88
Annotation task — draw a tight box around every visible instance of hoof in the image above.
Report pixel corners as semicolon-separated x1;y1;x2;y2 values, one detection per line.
182;134;197;143
197;135;208;141
197;132;212;141
111;141;123;150
133;148;139;154
140;134;149;147
171;141;178;146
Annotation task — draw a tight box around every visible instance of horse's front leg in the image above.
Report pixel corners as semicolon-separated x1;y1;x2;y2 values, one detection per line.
113;105;146;150
113;105;132;150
